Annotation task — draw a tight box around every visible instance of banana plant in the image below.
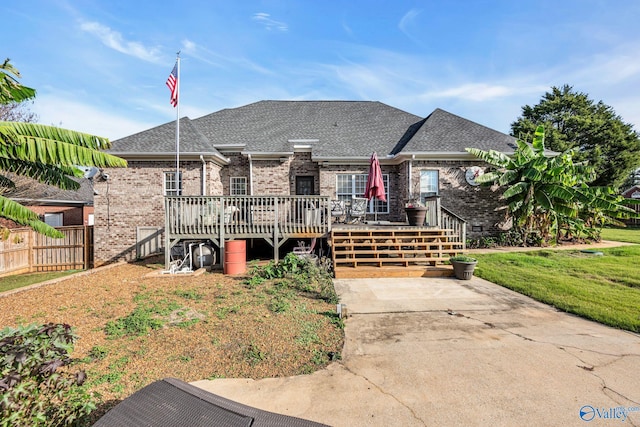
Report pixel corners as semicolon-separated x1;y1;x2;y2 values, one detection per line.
0;58;126;238
467;125;638;245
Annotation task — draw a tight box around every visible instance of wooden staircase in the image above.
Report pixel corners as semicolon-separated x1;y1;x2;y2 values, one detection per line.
330;227;465;279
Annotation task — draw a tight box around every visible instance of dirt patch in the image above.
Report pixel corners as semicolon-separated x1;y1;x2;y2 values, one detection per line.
0;258;344;416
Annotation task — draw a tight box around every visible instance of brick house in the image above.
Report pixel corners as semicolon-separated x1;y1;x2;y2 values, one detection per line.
93;101;517;265
622;185;640;226
4;175;95;227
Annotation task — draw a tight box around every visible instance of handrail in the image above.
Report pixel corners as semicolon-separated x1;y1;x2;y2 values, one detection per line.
165;195;331;238
441;206;467;248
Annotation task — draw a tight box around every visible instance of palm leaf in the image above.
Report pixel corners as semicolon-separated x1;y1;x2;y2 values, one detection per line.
0;121;112;150
0;158;81;189
531;125;545;153
498;169;519;186
534;189;553;210
0;123;127;168
543;184;575;201
474;171;499;184
0;59;36;104
0;174;15;190
0;196;64;238
522;167;543;181
503;181;528;199
465;148;510;167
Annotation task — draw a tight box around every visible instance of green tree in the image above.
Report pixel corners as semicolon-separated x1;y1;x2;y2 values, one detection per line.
0;58;126;237
511;85;640;188
467;126;638;245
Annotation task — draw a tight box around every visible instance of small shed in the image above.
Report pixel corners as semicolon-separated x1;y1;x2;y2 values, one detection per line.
622;185;640;226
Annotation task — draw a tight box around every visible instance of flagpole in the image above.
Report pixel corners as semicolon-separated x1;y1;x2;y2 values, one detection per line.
175;52;181;188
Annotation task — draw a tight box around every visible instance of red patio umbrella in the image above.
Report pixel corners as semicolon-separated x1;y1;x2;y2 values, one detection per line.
364;152;386;221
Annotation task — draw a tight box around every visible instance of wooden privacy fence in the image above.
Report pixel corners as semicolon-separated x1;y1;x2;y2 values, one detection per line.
0;226;93;277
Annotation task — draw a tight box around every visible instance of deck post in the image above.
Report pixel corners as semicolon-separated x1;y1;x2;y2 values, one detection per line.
219;198;225;267
273;197;279;262
164;198;171;269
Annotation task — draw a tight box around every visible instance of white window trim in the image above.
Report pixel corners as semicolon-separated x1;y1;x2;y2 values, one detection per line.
336;174;389;214
419;170;439;201
163;171;182;196
230;176;247;195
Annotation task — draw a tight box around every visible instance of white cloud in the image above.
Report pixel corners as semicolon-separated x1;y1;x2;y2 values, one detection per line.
252;13;288;32
398;8;422;41
424;83;513;101
33;94;155;140
79;20;163;64
181;39;273;75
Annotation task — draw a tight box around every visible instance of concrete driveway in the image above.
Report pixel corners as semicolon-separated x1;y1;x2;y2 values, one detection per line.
194;276;640;426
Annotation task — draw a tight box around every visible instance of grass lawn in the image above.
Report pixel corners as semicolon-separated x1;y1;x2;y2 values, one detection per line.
0;270;79;293
474;244;640;332
600;226;640;244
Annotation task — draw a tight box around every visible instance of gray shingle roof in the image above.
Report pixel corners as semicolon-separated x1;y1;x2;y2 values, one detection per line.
390;108;517;155
108;101;517;159
4;175;94;205
194;101;426;157
108;117;223;156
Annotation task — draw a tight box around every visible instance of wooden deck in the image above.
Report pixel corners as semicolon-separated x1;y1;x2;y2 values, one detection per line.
164;195;331;267
330;226;465;279
163;196;468;278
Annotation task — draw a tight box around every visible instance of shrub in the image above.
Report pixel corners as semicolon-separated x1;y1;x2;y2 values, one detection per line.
0;323;96;427
244;253;339;304
449;255;477;263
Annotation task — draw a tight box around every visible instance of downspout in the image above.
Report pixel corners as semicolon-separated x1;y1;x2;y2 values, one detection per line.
200;155;206;195
408;154;415;196
248;154;254;195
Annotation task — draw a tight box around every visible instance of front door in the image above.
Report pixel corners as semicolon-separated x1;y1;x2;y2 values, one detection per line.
296;176;314;195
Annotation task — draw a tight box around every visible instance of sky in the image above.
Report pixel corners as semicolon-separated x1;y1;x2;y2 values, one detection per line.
4;0;640;141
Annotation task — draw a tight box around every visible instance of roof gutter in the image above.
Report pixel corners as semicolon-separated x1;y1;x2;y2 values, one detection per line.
200;155;206;195
108;151;230;165
248;154;254;196
241;151;295;159
10;198;92;206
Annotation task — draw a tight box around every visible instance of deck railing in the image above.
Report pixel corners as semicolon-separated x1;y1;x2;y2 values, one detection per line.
420;197;466;247
165;195;331;239
441;206;467;246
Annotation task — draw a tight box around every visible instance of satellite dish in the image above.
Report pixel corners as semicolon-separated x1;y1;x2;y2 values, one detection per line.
83;167;100;179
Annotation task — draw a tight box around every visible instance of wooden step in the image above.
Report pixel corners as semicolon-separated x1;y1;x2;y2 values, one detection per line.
334;265;454;279
330;227;465;278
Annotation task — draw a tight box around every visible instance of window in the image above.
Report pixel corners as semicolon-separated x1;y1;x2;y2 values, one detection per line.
164;171;182;196
419;170;439;202
336;174;389;214
44;213;63;227
230;177;247;195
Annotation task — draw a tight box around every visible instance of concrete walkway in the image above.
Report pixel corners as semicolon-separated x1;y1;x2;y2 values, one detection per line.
194;275;640;426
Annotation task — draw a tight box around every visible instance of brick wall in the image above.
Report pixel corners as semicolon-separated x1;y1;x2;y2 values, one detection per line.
93;160;221;265
26;205;92;226
252;159;291;195
93;154;506;265
318;162;402;222
409;161;506;237
319;160;506;236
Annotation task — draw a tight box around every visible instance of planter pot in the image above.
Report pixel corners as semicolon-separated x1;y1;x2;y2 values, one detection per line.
405;207;428;226
451;260;477;280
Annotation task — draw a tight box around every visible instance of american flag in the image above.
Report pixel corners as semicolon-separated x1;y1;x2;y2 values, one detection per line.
166;63;178;107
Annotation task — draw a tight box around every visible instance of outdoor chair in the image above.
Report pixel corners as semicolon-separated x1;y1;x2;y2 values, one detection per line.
293;238;317;259
330;199;346;223
93;377;328;427
348;197;368;224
